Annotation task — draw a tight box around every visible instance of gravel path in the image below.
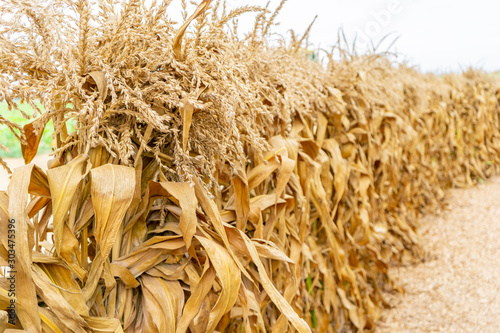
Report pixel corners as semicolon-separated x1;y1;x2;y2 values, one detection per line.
376;177;500;333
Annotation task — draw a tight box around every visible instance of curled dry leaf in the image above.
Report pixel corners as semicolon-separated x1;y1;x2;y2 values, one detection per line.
21;118;49;164
90;164;136;259
196;236;241;333
159;182;198;248
173;0;212;59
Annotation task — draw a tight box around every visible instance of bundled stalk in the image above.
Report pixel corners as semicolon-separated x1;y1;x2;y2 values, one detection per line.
1;1;499;332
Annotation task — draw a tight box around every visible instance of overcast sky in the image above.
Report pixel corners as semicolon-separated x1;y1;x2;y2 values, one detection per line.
184;0;500;73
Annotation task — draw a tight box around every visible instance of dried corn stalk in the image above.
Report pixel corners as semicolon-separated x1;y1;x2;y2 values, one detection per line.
1;1;500;332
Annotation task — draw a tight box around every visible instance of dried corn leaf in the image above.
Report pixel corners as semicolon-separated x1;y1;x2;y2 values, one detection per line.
21;118;49;164
7;165;41;331
47;154;88;260
90;164;135;259
196;236;241;333
140;275;184;333
159;182;198;248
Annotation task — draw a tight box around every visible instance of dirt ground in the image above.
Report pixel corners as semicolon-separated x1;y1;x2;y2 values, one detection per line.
376;177;500;333
0;154;51;191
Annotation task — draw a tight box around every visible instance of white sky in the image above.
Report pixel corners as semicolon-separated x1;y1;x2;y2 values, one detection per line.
173;0;500;73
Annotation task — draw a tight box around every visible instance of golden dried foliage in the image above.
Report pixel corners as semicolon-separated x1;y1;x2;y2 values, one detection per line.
1;0;500;332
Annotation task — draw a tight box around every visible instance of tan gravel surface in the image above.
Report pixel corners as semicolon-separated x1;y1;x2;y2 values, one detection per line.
377;177;500;333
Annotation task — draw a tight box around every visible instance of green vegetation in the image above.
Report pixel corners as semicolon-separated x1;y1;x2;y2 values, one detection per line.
0;102;74;158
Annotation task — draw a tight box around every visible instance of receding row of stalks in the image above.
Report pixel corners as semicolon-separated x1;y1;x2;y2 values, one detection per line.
1;0;500;332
